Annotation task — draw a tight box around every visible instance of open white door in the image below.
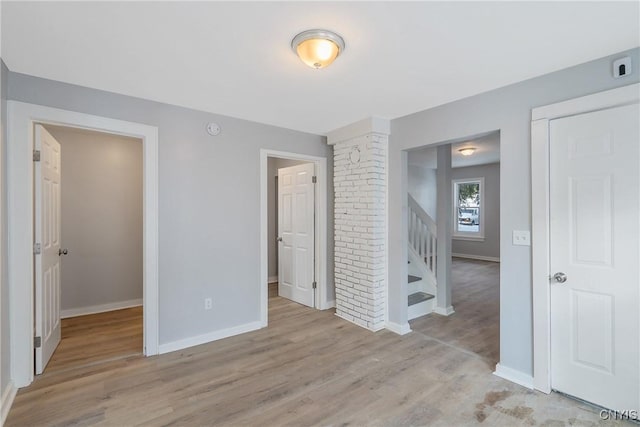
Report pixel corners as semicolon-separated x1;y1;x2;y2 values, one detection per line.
549;103;639;410
34;124;62;374
277;163;315;308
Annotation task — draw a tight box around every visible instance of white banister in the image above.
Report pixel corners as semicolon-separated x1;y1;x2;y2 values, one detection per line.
408;194;437;280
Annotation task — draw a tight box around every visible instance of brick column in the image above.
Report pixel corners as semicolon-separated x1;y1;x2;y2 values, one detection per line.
328;118;389;331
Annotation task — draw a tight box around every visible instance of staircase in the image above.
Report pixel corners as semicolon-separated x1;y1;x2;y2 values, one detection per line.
407;194;437;320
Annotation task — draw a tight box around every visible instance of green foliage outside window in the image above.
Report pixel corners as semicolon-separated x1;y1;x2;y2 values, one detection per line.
457;182;480;207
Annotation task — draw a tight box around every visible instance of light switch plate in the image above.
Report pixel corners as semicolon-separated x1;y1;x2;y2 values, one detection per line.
513;230;531;246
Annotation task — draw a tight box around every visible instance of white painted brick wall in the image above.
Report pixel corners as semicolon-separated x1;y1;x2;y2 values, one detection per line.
333;133;387;331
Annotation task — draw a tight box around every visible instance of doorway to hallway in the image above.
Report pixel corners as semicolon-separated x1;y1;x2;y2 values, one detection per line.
260;149;331;326
34;124;144;374
405;131;501;366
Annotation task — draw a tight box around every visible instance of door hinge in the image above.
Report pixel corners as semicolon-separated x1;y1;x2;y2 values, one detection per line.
312;176;317;184
34;336;41;348
33;243;42;255
33;150;41;162
312;281;317;289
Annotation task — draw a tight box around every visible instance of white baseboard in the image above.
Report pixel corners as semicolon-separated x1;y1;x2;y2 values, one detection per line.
433;306;455;316
385;321;412;335
268;275;278;284
452;253;500;263
1;381;17;426
494;363;534;389
320;299;335;310
61;299;143;319
158;321;263;355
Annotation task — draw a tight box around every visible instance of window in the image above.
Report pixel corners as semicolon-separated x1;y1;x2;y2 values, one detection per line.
453;178;484;239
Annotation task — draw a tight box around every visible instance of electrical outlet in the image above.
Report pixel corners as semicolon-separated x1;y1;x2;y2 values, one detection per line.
204;298;213;310
512;230;531;246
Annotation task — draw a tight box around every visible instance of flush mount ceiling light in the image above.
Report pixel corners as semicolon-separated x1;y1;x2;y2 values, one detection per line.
458;147;476;156
291;29;345;69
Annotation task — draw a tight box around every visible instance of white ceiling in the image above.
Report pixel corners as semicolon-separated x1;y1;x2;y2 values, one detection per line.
408;131;500;169
2;2;638;135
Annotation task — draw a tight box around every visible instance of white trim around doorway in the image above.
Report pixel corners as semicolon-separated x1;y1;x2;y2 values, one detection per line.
7;101;160;388
530;83;639;394
259;149;329;327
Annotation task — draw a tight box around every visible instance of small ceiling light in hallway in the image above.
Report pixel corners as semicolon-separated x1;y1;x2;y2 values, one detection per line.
291;29;345;69
458;147;476;156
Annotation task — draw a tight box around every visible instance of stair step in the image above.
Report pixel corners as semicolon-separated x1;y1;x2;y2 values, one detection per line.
408;275;422;284
408;292;435;306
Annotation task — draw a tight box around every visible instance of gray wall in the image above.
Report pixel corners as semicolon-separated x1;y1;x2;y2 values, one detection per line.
451;162;500;260
389;47;640;376
45;126;143;312
267;157;308;280
407;164;437;220
7;71;334;345
1;59;10;398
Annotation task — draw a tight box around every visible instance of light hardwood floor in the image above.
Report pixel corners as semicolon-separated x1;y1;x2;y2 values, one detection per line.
7;281;624;426
45;307;143;374
410;257;500;365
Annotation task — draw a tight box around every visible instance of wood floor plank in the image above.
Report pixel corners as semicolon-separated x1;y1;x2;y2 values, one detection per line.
45;307;143;374
410;257;500;365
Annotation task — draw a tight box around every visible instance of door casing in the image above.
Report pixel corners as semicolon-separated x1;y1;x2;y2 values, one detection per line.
260;149;329;327
531;83;640;393
7;101;160;388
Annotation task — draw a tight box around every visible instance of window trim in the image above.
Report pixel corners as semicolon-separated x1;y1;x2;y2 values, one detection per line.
452;177;485;240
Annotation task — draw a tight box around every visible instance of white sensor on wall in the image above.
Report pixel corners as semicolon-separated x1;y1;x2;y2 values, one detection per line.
206;122;221;136
613;57;632;78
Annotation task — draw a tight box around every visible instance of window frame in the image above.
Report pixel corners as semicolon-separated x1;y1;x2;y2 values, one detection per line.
452;177;485;241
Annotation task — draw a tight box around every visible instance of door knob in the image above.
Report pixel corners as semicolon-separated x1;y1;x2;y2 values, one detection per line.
552;272;567;283
277;237;283;242
58;248;68;256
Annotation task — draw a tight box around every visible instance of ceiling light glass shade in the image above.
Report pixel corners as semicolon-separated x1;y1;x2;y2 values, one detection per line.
292;29;345;69
458;147;476;156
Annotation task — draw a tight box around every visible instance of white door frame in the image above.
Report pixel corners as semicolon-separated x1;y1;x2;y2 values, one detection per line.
7;101;160;388
531;83;640;393
259;149;328;326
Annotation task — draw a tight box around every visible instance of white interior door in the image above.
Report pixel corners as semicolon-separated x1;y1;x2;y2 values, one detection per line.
277;163;315;308
34;124;62;374
549;103;639;411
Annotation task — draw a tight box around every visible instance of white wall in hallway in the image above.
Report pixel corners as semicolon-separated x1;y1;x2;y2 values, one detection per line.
0;58;11;412
407;164;437;221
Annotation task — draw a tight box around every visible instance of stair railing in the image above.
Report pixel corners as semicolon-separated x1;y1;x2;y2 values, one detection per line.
408;194;437;279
